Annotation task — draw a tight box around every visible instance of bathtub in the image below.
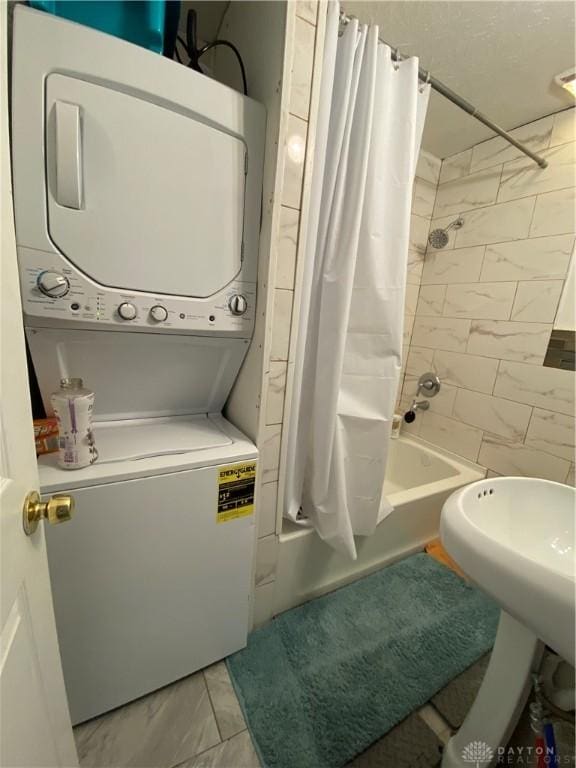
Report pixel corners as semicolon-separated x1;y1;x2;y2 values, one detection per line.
272;436;485;616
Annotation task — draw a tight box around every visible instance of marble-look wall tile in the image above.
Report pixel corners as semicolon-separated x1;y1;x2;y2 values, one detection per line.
409;214;431;254
411;317;471;352
270;289;293;361
416;285;446;316
295;0;318;25
480;235;574;282
478;434;570;483
203;663;246;740
404;283;420;316
405;346;435;376
470;115;553;172
276;206;299;289
255;535;279;586
289;17;315;120
443;282;516;320
403;312;415;351
467;320;551;365
253;582;275;628
258;481;278;538
454;197;535;248
282;114;308;209
416;150;442;185
498;141;576;203
265;361;287;424
421;246;485;285
439;149;472;185
412;176;436;218
407;250;425;285
407;113;575;481
419;412;483;461
550;108;576;148
434;166;502;218
510;280;563;323
260;425;282;483
565;464;575;487
494;360;574;416
433;350;499;394
453;389;531;442
525;408;575;461
530;187;576;237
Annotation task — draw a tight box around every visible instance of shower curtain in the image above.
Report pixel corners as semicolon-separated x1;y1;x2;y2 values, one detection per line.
283;3;430;559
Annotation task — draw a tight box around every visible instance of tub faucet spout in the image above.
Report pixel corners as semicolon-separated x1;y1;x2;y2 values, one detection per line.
404;399;429;424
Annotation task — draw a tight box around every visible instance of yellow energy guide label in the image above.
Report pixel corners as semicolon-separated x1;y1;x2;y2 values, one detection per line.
217;461;257;523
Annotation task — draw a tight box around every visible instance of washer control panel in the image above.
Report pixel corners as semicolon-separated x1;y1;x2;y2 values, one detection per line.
20;248;256;337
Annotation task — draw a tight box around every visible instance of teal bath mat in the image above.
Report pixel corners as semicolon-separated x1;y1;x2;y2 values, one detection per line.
227;553;499;768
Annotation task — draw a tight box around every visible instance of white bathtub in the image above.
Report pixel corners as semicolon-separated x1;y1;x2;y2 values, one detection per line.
272;436;485;616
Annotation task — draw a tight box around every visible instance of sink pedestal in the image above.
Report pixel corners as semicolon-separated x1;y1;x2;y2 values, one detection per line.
441;611;544;768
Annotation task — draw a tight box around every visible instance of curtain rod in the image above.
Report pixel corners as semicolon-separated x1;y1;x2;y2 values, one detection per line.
339;12;548;169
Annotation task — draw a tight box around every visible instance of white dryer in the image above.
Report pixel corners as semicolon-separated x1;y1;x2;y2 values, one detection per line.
11;6;265;724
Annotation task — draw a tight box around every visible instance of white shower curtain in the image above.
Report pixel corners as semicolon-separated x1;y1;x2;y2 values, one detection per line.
284;3;430;559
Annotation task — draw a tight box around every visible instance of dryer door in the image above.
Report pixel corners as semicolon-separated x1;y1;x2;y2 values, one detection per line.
45;74;246;298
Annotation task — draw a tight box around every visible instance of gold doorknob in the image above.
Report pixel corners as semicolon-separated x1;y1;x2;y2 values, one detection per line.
23;491;74;536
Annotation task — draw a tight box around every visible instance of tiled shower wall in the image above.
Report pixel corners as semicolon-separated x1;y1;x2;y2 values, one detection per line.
400;109;575;486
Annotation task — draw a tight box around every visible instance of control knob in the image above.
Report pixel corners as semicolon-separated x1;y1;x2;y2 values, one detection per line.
228;294;248;316
149;305;168;323
37;271;69;298
117;302;137;321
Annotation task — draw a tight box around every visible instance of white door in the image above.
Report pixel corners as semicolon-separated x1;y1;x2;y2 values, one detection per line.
0;6;77;766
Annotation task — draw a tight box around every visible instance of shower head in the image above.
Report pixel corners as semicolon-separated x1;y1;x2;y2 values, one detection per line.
427;217;464;249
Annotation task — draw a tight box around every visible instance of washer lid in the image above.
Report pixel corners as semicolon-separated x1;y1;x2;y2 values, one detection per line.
92;415;232;463
45;74;246;298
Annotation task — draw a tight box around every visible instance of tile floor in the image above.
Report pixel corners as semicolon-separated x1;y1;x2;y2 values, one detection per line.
74;657;461;768
74;654;574;768
74;661;257;768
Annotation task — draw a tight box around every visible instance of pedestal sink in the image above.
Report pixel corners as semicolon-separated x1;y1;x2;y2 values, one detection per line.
439;477;575;768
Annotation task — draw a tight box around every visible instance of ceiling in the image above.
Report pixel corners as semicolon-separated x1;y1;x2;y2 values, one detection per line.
344;1;576;158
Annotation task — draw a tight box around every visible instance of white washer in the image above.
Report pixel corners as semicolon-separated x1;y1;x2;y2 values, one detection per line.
11;7;265;724
39;416;257;725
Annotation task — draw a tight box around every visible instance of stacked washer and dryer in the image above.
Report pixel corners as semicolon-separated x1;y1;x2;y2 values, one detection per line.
11;6;265;724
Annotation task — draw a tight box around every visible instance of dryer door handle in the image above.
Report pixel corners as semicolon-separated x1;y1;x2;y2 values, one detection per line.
54;101;83;210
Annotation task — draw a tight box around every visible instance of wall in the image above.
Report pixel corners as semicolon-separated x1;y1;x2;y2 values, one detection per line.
401;151;443;389
400;109;575;486
209;1;322;627
207;1;288;443
248;0;324;627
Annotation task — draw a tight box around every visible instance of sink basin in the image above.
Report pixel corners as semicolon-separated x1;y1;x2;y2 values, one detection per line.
440;477;575;768
441;476;574;665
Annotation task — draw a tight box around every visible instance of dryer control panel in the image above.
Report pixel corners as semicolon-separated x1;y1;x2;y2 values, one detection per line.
19;248;256;337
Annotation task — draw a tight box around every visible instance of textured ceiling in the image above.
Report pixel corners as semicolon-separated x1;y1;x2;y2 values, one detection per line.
344;1;576;158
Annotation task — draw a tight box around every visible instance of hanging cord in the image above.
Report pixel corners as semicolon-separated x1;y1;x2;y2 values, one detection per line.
177;10;248;96
198;40;248;96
